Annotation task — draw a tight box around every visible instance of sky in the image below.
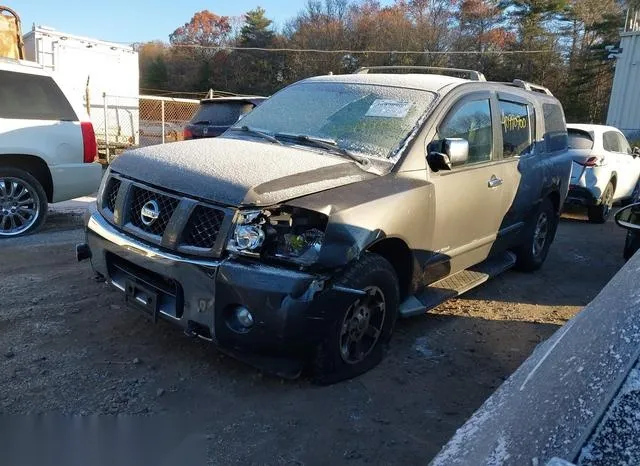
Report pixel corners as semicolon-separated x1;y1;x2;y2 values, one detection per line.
16;0;392;45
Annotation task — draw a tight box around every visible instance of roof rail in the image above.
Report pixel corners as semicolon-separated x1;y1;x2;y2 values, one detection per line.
510;79;553;96
354;66;486;82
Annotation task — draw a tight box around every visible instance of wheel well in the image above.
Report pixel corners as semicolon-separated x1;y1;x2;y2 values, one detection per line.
0;155;53;202
548;190;560;215
367;238;413;300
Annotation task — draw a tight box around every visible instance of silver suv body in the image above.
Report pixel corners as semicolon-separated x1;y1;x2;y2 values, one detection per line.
79;69;572;383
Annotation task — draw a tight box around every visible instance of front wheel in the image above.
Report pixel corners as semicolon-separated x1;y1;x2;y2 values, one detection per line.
588;181;614;224
312;253;399;385
514;198;557;272
0;167;48;237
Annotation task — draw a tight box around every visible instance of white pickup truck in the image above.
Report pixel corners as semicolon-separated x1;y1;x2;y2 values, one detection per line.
0;58;103;236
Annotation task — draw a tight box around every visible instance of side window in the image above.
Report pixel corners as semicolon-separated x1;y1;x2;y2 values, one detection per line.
499;100;533;157
0;70;77;121
603;131;621;152
438;99;493;165
616;133;632;155
542;103;568;152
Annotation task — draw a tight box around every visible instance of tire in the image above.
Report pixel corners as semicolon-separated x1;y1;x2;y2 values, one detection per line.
587;181;614;224
0;167;48;237
514;198;557;272
311;253;399;385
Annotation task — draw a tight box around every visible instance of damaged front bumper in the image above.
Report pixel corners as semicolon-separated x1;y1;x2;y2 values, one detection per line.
81;212;359;371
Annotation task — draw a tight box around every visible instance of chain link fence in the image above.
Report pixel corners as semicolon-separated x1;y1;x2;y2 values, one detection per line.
90;94;200;162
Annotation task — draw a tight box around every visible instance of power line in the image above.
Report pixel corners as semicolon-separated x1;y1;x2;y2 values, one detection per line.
154;44;555;55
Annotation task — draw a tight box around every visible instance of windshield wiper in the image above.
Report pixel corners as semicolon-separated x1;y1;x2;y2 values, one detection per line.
275;133;368;166
228;126;282;145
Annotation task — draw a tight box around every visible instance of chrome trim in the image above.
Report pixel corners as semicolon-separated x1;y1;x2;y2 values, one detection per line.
87;212;222;268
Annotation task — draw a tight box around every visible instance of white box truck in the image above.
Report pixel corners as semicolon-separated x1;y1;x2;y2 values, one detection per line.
23;26;139;156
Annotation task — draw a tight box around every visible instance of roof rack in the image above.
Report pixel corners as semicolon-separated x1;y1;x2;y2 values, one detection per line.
509;79;553;96
354;66;486;82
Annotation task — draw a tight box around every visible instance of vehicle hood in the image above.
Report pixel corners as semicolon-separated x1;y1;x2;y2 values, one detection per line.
110;138;376;206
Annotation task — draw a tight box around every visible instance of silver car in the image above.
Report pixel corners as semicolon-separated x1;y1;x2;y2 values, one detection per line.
566;124;640;223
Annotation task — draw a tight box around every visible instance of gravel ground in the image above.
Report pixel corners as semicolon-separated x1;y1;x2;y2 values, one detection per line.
0;206;627;465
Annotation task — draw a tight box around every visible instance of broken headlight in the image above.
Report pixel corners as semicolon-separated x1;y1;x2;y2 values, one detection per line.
227;207;328;265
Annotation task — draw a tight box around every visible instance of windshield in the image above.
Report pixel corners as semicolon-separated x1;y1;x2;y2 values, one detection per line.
229;81;436;159
192;102;255;126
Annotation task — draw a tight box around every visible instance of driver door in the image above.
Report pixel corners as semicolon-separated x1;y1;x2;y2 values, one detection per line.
427;92;511;277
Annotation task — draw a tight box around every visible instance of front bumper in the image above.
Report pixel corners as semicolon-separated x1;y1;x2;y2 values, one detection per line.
82;212;357;361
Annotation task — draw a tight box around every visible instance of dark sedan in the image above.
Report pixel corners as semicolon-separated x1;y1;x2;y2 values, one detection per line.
183;96;266;140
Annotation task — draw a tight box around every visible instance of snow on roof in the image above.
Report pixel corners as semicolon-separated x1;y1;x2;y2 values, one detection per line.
302;72;467;93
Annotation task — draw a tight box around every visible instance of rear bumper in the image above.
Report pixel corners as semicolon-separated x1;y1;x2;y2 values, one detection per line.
566;185;600;206
50;162;103;202
82;212;356;361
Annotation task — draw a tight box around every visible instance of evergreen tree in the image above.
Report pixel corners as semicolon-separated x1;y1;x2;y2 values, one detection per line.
240;7;275;47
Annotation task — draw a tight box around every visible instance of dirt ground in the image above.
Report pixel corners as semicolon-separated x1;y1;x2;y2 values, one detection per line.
0;207;627;465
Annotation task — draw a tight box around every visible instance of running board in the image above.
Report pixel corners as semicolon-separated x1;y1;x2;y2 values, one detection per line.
399;251;516;318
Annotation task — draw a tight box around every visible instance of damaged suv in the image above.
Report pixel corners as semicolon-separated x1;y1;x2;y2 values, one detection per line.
78;68;571;383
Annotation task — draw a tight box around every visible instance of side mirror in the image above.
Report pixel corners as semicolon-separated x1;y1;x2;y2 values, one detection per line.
633;147;640;157
427;138;469;172
614;203;640;231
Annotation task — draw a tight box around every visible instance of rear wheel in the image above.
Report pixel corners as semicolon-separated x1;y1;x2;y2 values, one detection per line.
0;167;48;237
588;181;614;224
514;198;557;272
312;253;399;385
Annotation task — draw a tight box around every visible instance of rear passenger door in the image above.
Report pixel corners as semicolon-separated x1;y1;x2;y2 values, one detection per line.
427;92;511;276
605;131;639;199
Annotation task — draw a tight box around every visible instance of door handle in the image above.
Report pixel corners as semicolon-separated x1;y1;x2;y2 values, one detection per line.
488;176;503;188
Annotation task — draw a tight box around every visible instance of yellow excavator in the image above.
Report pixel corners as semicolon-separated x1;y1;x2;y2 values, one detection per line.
0;5;24;59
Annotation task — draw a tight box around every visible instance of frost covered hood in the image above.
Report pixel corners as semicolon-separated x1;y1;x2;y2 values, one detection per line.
110;138;376;206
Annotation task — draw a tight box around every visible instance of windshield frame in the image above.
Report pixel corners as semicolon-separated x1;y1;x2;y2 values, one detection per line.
226;80;439;164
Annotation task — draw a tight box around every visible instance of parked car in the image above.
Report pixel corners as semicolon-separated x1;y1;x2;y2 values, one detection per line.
0;57;103;237
614;202;640;260
565;124;640;223
182;96;266;140
78;67;571;383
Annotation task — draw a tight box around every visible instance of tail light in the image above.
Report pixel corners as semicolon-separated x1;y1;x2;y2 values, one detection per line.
183;128;193;140
81;122;98;163
578;156;600;167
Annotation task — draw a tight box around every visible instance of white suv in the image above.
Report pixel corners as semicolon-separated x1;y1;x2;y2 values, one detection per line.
567;124;640;223
0;58;103;236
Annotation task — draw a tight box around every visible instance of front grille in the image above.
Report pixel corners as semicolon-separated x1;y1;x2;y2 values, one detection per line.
128;185;179;236
182;205;226;249
104;178;121;212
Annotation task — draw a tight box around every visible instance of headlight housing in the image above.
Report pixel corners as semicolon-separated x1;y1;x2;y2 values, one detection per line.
227;207;328;265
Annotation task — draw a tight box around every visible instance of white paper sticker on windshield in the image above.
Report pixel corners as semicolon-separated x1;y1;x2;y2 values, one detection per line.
365;99;413;118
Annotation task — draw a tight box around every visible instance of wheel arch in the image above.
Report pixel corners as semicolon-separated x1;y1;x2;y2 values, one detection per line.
365;237;415;301
0;154;53;202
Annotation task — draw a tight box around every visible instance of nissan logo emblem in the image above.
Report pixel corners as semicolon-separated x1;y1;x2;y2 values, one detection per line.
140;200;160;226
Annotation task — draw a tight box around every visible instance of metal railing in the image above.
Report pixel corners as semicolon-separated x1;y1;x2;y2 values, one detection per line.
90;94;200;162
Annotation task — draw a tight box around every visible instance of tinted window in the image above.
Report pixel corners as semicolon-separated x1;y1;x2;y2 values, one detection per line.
0;70;77;121
568;129;594;150
542;103;568;152
499;100;532;157
439;99;493;164
192;102;255;126
616;132;632;154
603;131;621;152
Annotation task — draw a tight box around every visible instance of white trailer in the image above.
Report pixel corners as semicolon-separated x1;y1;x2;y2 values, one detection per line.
23;26;139;153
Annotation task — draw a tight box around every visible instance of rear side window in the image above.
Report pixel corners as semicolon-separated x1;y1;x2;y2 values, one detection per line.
568;129;594;150
0;70;77;121
439;99;493;165
603;131;622;152
191;102;255;126
616;132;632;154
499;100;533;157
542;103;568;152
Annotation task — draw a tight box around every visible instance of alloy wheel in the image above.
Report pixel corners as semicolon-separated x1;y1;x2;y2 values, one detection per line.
0;177;40;236
339;286;386;364
532;212;549;258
